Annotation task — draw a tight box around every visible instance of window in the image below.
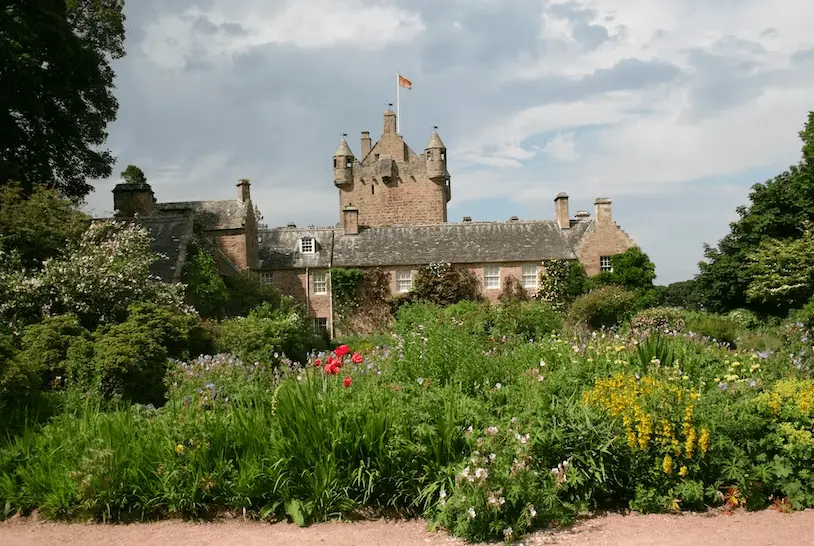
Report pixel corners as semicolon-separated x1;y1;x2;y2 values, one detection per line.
312;271;328;295
256;272;273;285
313;317;328;334
522;264;539;288
346;160;352;168
427;150;433;160
300;237;315;254
600;255;612;273
396;269;413;293
440;151;445;161
484;265;500;289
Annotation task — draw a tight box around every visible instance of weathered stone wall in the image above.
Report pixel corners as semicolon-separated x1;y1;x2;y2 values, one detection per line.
576;201;636;276
338;111;448;227
214;231;248;270
261;268;332;328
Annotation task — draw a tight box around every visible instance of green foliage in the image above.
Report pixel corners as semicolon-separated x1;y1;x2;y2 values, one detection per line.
491;301;562;342
222;273;280;318
119;164;146;185
696;111;814;315
409;262;483;307
1;0;126;200
567;285;637;330
629;307;686;337
0;185;90;269
15;314;91;391
610;247;657;290
182;240;229;319
682;311;741;346
654;280;704;310
498;275;530;304
217;302;314;365
536;259;585;310
745;224;814;312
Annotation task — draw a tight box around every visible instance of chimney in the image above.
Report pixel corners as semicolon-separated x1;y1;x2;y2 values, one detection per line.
575;210;590;221
383;110;396;134
286;222;297;228
342;206;359;235
595;198;612;224
112;182;155;217
554;192;569;229
361;131;371;157
237;178;251;202
462;216;472;222
509;215;519;222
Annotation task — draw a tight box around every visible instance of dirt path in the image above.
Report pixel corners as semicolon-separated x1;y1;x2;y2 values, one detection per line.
3;509;814;546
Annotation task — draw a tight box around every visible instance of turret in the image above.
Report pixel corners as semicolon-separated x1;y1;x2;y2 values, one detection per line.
425;127;448;182
333;135;354;187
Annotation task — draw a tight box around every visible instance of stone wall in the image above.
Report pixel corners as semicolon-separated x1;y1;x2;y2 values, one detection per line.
576;200;636;276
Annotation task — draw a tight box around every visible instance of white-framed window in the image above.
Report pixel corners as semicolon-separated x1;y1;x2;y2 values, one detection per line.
600;255;612;273
313;317;328;333
484;265;500;289
256;271;273;285
396;269;413;293
312;271;328;295
522;264;539;288
300;237;315;254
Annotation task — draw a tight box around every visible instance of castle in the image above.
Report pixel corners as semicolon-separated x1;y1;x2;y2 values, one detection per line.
108;108;636;335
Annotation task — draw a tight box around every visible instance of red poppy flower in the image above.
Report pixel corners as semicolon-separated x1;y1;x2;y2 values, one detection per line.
351;352;363;364
335;344;350;358
325;363;339;375
315;358;322;367
343;376;352;388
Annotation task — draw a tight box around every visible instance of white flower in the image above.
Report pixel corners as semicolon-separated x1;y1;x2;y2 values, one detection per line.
529;506;537;518
439;489;446;499
494;382;502;390
503;527;513;538
467;507;476;519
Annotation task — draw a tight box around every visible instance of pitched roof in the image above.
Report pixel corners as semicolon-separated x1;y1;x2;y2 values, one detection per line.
135;212;195;282
257;219;594;270
334;138;354;158
427;130;445;149
258;227;334;269
156;200;248;230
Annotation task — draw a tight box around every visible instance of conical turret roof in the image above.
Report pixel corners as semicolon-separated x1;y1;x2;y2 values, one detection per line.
427;129;446;149
334;137;354;157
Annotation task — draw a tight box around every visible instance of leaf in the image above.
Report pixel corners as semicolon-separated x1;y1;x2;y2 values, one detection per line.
285;499;306;527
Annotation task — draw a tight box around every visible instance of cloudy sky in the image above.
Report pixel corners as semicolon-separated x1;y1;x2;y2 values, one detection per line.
82;0;814;284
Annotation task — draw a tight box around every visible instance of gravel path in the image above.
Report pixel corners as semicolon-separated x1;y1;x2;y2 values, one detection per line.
3;509;814;545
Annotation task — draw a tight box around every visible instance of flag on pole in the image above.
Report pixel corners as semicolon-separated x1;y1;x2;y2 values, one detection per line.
398;74;412;89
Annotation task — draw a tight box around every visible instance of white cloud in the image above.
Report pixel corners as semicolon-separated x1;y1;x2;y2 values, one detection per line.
535;132;578;162
141;0;425;70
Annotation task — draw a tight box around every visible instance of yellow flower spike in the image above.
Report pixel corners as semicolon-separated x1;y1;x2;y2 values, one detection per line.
663;454;673;474
698;428;710;454
175;444;185;454
679;465;688;477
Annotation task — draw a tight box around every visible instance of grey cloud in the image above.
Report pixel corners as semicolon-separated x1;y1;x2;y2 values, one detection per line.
792;47;814;64
546;0;613;50
189;15;248;37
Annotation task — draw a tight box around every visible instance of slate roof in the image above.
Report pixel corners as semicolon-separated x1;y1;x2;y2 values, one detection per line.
258;227;335;269
156;200;248;231
257;219;595;270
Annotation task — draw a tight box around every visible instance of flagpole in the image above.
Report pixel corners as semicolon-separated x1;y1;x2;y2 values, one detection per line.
396;70;400;134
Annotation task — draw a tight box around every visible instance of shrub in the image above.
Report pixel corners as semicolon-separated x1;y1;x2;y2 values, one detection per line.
182;239;229;319
498;275;530;304
0;220;190;330
15;314;91;391
629;307;686;337
491;301;562;341
727;308;760;330
537;259;585;310
222;272;280;318
217;301;314;365
410;262;483;307
567;285;636;330
682;311;741;347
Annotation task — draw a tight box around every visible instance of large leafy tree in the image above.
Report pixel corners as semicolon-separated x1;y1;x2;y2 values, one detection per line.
696;111;814;315
0;0;126;201
745;223;814;312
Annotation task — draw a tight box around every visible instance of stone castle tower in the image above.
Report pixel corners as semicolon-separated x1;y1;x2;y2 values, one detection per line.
333;108;450;228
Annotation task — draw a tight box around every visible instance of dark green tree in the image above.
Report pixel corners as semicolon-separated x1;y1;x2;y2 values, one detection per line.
120;164;147;186
695;111;814;315
590;247;657;291
0;0;126;201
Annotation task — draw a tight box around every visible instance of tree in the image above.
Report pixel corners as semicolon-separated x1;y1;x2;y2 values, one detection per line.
0;0;126;201
745;223;814;312
695;111;814;315
654;280;704;310
0;184;90;269
120;164;147;186
590;247;657;291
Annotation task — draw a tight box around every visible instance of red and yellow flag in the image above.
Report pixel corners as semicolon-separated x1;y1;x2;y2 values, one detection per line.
398;74;412;89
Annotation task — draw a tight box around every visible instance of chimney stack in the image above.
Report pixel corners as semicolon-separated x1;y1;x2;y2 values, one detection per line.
594;198;612;224
342;206;359;235
361;131;371;157
237;178;251;202
554;192;570;229
509;215;519;222
462;216;472;223
575;210;590;221
112;182;155;217
383;110;396;134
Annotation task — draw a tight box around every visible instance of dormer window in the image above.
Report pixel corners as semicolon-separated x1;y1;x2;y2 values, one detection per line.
300;237;316;254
